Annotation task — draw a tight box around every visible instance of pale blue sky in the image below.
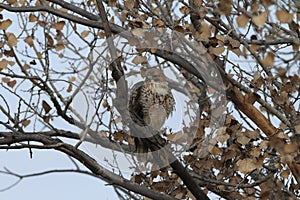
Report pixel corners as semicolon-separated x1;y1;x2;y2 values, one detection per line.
0;149;117;200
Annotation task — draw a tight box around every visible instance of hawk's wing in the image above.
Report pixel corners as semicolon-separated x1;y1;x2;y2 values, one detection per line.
129;81;146;126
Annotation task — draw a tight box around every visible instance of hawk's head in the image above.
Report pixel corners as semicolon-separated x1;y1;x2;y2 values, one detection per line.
145;68;166;82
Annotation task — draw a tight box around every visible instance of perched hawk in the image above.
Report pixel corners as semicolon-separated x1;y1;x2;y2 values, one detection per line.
129;68;175;153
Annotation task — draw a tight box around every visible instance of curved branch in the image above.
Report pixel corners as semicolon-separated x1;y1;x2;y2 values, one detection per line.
0;132;175;200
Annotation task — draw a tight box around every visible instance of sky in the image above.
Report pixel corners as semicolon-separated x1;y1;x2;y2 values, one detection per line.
0;149;118;200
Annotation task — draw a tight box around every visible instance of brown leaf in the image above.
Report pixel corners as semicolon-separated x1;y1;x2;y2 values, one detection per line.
51;21;65;31
261;52;275;67
209;46;225;56
4;49;15;57
295;124;300;134
132;55;147;65
69;77;76;82
0;59;8;70
249;44;259;53
21;119;31;127
7;80;16;88
209;146;223;156
194;0;203;6
6;0;17;4
108;0;117;7
250;148;261;158
230;47;242;57
237;158;258;174
174;25;185;33
218;0;232;15
237;135;251;145
2;77;10;83
66;83;72;93
43;115;51;123
42;100;52;114
252;11;268;27
102;99;109;108
227;37;240;48
6;32;18;47
45;33;54;46
22;64;31;71
81;30;90;38
283;140;298;154
29;13;38;22
37;52;42;59
152;18;164;27
131;29;145;38
179;6;189;15
98;31;105;38
113;131;123;142
280;169;290;179
55;40;65;51
276;10;293;23
7;61;14;66
24;36;34;47
0;19;12;30
124;0;135;9
236;14;249;28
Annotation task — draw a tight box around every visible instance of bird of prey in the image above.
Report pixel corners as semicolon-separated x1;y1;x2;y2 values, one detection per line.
129;68;175;153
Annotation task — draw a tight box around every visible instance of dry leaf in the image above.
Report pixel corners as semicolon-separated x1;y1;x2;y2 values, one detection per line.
29;13;38;22
252;12;268;27
280;169;290;179
55;40;65;51
121;10;129;22
237;135;251;145
236;14;249;28
237;158;258;174
179;6;189;15
24;36;34;47
108;0;117;7
102;99;109;108
6;0;17;4
43;115;51;123
42;100;52;114
218;0;232;15
174;25;185;33
7;61;14;66
249;44;259;53
2;77;10;83
22;119;31;127
230;47;242;57
51;21;65;31
124;0;135;9
261;52;275;67
7;80;17;88
98;31;105;38
131;28;144;37
0;59;8;70
276;10;293;23
6;32;18;47
194;0;203;6
45;33;54;46
132;55;147;65
81;30;90;38
66;83;72;93
22;64;31;71
0;19;12;30
4;49;15;57
69;77;76;82
37;52;42;59
209;46;225;56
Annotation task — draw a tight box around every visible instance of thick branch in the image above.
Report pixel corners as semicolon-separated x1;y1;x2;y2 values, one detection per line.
0;132;175;200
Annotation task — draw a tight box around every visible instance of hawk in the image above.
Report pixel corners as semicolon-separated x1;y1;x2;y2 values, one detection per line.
129;68;175;153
